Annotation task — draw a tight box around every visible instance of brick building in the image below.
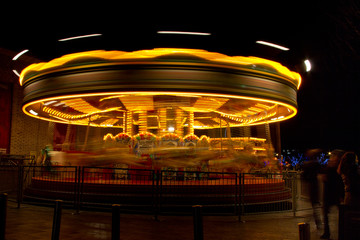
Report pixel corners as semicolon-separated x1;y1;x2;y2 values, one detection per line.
0;48;48;155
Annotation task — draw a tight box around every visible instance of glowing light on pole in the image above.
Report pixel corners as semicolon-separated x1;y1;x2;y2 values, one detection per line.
304;59;311;72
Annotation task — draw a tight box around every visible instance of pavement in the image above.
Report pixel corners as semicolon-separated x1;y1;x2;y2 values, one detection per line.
4;199;339;240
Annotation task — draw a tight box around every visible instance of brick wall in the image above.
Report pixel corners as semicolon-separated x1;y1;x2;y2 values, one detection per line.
1;48;119;155
10;83;49;155
0;48;49;155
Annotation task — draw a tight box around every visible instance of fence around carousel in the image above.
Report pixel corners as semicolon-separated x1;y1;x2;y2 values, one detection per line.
158;170;239;215
0;165;300;216
241;172;297;215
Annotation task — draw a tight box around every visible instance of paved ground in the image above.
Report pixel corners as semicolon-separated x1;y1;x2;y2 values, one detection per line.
4;199;339;240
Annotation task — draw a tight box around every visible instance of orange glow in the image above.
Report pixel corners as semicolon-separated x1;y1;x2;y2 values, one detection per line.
22;91;298;129
103;133;114;141
42;106;124;121
133;132;157;141
20;48;300;137
183;134;200;142
103;133;132;141
199;135;210;141
20;48;301;88
161;133;180;141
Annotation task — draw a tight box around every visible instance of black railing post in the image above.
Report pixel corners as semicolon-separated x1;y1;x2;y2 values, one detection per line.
112;204;121;240
51;200;63;240
0;193;8;240
153;170;160;221
338;204;345;240
234;173;239;220
17;165;23;209
74;166;78;211
79;166;85;212
192;205;203;240
157;170;163;220
238;173;244;222
298;222;310;240
75;166;82;213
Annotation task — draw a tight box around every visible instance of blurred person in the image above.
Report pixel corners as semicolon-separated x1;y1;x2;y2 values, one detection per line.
284;158;292;170
320;150;345;239
302;149;322;229
337;152;360;207
40;145;53;170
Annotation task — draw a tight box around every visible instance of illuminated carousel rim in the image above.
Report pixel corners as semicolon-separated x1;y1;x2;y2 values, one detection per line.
20;48;301;127
20;48;301;88
22;91;298;127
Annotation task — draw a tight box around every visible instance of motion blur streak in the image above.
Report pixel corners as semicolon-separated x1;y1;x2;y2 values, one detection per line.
12;49;29;60
58;33;102;42
256;41;290;51
157;31;211;36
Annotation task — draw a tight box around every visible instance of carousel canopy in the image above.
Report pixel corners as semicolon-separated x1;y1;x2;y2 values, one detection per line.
20;48;301;129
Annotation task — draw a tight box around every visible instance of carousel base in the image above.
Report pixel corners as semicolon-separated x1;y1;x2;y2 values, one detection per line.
23;175;292;213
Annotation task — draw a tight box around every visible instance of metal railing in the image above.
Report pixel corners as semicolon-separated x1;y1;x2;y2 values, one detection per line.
241;172;295;214
0;166;19;198
0;154;35;166
159;170;238;215
1;165;300;217
80;167;155;212
21;166;78;207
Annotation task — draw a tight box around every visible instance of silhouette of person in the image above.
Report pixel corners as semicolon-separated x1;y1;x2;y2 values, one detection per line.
302;149;322;229
337;152;360;207
320;150;345;239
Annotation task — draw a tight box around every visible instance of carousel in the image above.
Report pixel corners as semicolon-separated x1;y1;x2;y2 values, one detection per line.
20;48;300;211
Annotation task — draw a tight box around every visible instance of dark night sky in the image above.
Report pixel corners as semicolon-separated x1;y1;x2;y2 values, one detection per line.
279;1;360;152
1;1;359;153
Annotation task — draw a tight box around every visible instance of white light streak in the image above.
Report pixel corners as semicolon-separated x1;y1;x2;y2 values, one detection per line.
256;41;289;51
168;126;175;132
58;33;102;42
43;100;57;106
304;59;311;72
29;110;38;116
12;49;29;61
12;69;20;77
157;31;211;36
53;102;65;107
271;116;285;121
